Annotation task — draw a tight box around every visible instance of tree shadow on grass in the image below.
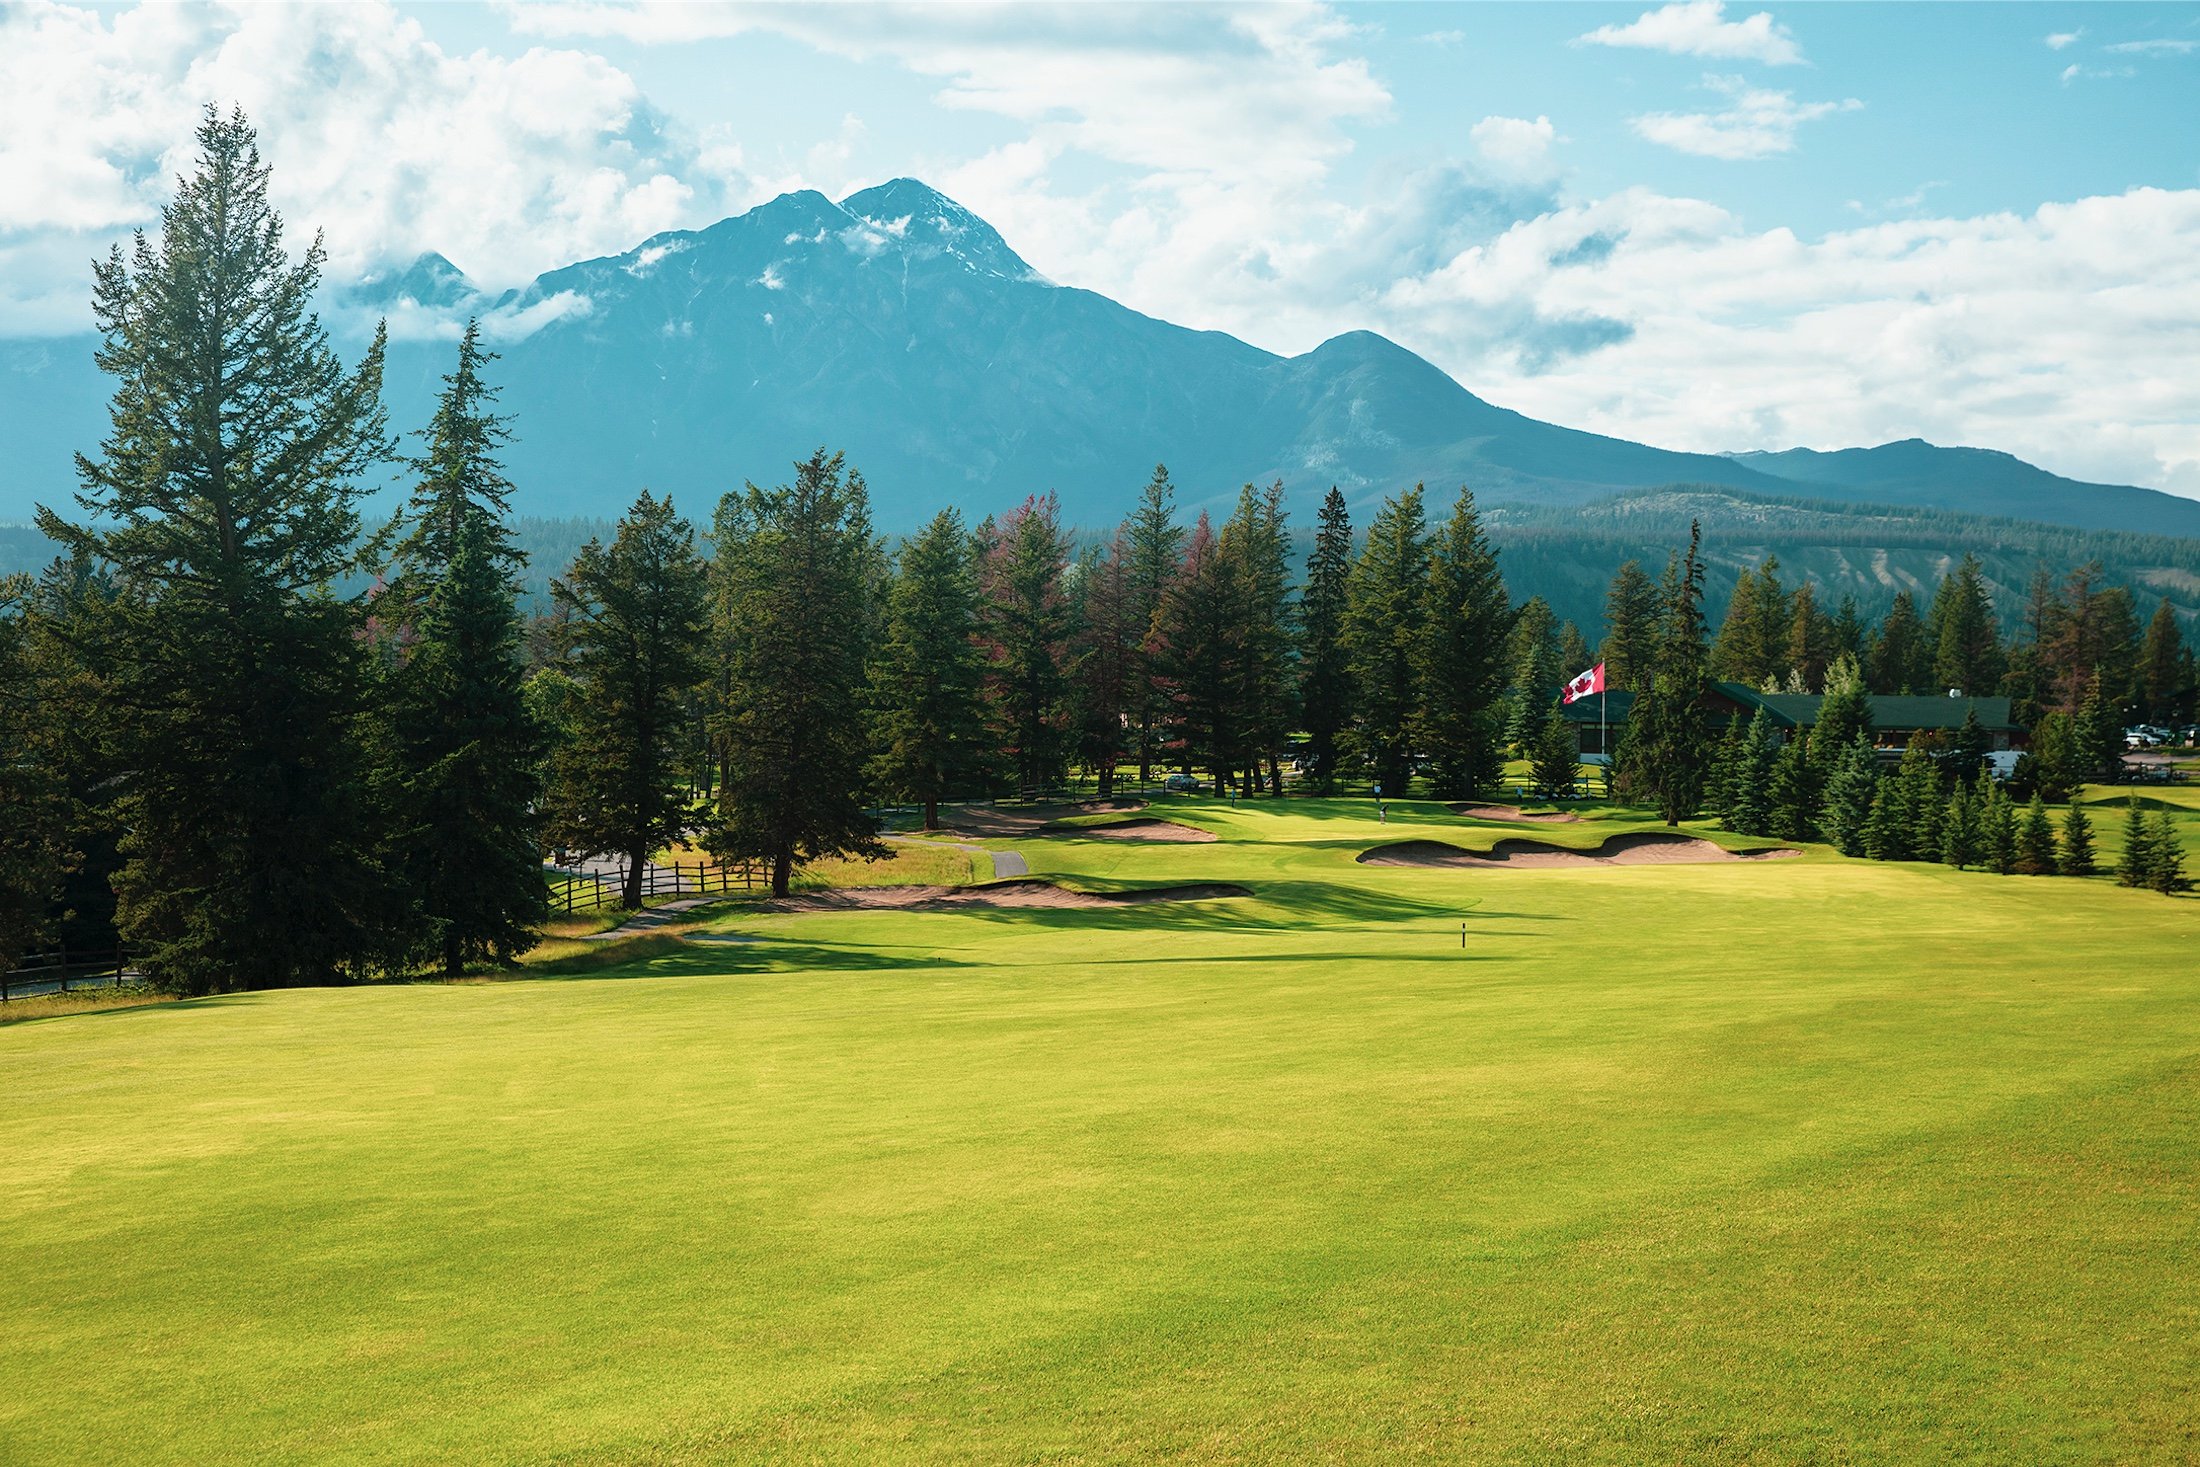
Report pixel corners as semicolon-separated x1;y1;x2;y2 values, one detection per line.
526;936;972;982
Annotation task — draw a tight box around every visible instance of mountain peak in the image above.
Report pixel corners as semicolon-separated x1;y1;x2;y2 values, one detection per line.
836;178;1036;281
346;251;479;311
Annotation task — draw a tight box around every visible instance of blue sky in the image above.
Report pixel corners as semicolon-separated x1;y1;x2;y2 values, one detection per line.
3;1;2198;496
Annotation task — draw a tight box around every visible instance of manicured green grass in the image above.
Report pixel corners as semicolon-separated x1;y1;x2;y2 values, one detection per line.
2;798;2195;1463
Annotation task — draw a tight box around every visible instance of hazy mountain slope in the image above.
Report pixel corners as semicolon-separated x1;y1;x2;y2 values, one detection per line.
4;179;2197;536
1729;441;2200;537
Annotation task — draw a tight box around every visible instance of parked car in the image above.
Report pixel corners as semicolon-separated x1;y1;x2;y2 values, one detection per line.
1163;773;1202;793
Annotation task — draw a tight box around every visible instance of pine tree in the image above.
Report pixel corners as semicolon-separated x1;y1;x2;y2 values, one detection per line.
544;491;708;908
1981;781;2018;875
1151;514;1241;787
1503;596;1561;750
1559;621;1593;681
1940;783;1978;870
390;507;545;973
1124;466;1185;784
1613;522;1711;825
978;495;1074;794
2117;796;2155;888
1705;718;1746;822
1812;653;1874;770
707;451;884;897
1418;487;1514;800
2023;710;2079;802
1863;782;1906;861
1784;582;1831;691
1768;730;1819;842
1869;591;1931;694
1342;486;1430;793
2145;810;2189;894
1297;487;1354;794
1219;481;1295;794
1528;705;1581;802
2015;793;2058;875
383;324;544;976
2140;599;2187;724
2072;677;2122;783
0;577;74;974
2059;801;2096;877
1066;534;1134;801
1945;705;1990;785
1929;553;2002;695
1726;709;1778;836
871;509;989;830
1820;735;1879;857
1600;559;1659;690
1893;744;1943;860
1830;595;1867;663
37;108;402;994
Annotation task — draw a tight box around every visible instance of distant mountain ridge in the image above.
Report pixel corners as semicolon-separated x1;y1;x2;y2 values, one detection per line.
3;177;2198;537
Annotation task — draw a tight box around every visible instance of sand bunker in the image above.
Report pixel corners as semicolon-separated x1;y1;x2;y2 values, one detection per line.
1359;833;1799;869
1451;803;1580;823
755;878;1248;913
1038;816;1217;843
939;799;1146;837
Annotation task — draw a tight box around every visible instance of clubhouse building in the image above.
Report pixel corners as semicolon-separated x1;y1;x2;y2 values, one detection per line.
1559;681;2026;761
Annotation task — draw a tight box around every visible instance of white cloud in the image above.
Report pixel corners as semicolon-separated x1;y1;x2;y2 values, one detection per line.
2045;30;2083;50
1577;1;1803;66
1373;186;2200;496
2061;62;2137;85
2104;38;2200;56
1471;115;1559;175
1632;75;1861;160
0;0;769;331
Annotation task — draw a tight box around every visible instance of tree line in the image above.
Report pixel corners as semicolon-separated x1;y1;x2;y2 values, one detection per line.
5;110;2192;990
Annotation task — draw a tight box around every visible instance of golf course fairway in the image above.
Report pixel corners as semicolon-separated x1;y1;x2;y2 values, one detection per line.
3;798;2195;1463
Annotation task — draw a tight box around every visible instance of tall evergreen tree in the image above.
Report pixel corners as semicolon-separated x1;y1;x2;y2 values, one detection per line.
1820;734;1878;857
708;451;884;897
2072;677;2123;782
1342;486;1430;793
1830;595;1867;663
2140;598;2188;724
1559;621;1593;680
1868;590;1932;695
1980;779;2018;875
1784;582;1832;692
1527;705;1581;802
1066;533;1135;801
545;491;708;908
2117;796;2156;888
1945;705;1990;785
1767;730;1819;842
870;508;989;830
1613;522;1712;825
384;323;544;976
2144;810;2189;894
1297;488;1354;793
1124;466;1185;784
1929;553;2002;694
0;577;74;974
1503;595;1562;749
1152;514;1242;787
37;108;401;994
978;494;1074;793
2015;793;2058;876
1725;710;1778;836
2059;800;2096;877
1418;487;1515;799
1812;653;1874;770
1712;556;1787;686
1600;559;1659;690
1940;783;1979;870
1220;481;1296;794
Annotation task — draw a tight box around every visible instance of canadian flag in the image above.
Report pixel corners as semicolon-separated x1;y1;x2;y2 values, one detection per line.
1561;662;1606;704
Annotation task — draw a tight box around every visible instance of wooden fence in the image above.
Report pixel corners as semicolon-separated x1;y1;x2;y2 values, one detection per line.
0;944;137;1002
545;860;760;916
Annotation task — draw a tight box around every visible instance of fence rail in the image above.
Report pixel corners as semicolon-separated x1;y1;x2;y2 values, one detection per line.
0;945;138;1002
545;859;761;916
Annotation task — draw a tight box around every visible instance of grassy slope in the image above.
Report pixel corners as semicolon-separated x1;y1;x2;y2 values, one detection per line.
2;799;2196;1463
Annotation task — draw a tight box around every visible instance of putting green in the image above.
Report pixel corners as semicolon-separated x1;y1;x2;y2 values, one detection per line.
2;798;2195;1463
